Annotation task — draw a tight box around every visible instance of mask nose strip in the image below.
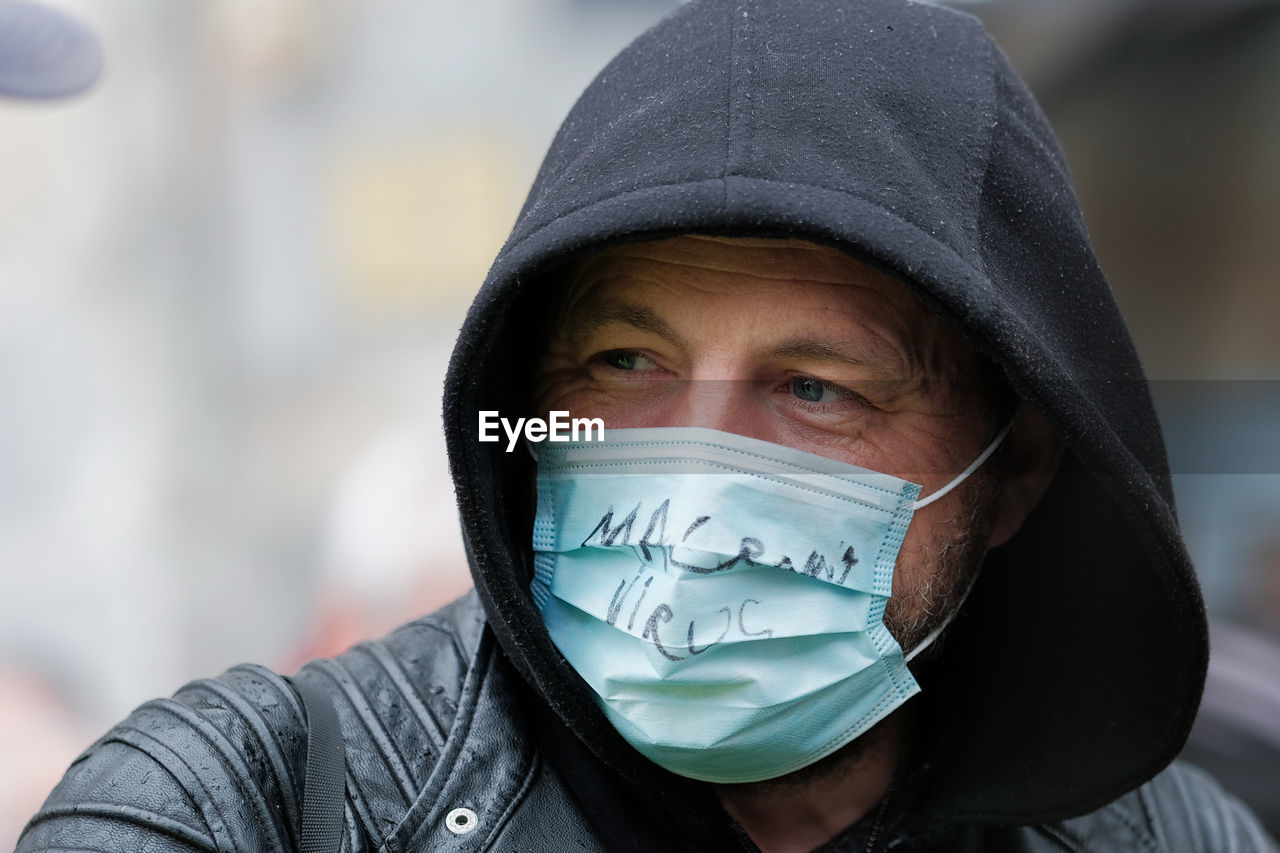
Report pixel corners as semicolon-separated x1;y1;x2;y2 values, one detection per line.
911;421;1013;511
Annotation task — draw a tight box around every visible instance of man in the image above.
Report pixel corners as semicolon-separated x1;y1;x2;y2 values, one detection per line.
19;0;1278;850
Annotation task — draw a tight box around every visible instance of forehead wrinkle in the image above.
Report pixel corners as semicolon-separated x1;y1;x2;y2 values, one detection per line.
552;238;958;379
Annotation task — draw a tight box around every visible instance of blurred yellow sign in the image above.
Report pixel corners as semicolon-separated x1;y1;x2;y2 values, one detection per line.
325;130;522;309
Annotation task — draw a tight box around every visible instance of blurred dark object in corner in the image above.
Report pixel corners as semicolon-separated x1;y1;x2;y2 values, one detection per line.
0;0;101;100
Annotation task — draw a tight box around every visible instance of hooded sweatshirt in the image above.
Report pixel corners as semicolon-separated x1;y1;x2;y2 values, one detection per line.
443;0;1210;837
19;1;1275;852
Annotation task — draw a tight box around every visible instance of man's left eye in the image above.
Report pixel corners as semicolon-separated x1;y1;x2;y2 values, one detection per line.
790;376;844;403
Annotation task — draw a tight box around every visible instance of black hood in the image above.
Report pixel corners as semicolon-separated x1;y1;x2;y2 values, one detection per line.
443;0;1207;835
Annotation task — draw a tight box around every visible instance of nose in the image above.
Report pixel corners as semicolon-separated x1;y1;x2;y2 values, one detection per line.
665;376;774;442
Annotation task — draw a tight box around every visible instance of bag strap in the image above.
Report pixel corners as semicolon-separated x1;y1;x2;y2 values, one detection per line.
295;677;347;853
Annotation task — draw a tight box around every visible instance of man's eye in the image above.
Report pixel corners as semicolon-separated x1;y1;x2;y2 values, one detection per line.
599;349;654;371
790;376;845;403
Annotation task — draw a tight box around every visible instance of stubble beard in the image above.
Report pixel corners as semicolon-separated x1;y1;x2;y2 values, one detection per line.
882;467;1002;654
721;467;1003;797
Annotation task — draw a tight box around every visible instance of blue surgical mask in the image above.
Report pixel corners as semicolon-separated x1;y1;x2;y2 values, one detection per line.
530;425;1009;783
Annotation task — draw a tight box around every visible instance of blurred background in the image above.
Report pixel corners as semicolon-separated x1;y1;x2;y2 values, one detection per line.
1;0;1277;844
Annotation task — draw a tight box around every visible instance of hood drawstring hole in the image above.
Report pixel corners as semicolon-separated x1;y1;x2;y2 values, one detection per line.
445;807;479;835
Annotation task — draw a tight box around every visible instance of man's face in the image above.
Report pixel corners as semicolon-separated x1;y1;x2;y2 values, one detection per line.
532;235;1007;650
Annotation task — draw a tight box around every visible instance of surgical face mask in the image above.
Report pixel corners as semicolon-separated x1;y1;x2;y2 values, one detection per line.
530;425;1009;784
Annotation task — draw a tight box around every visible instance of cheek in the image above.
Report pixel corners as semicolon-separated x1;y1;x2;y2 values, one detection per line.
876;413;982;489
889;478;976;597
530;362;588;415
530;361;667;427
529;346;608;416
889;468;1001;600
890;519;934;598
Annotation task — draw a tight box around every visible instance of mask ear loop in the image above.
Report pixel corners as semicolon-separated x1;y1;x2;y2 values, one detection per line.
901;420;1014;663
911;421;1013;511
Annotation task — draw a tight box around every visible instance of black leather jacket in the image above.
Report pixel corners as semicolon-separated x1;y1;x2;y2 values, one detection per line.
19;593;1275;852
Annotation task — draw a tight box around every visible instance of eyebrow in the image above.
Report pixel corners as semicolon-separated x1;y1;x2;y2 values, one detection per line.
769;337;919;375
568;299;686;348
568;297;919;374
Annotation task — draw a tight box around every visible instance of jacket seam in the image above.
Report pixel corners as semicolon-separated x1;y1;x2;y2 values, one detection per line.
104;724;246;853
394;617;474;665
384;630;500;851
309;657;420;811
198;675;304;851
1103;800;1158;850
145;699;292;852
1030;822;1082;851
363;641;452;750
22;802;219;851
478;746;544;850
292;667;394;853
